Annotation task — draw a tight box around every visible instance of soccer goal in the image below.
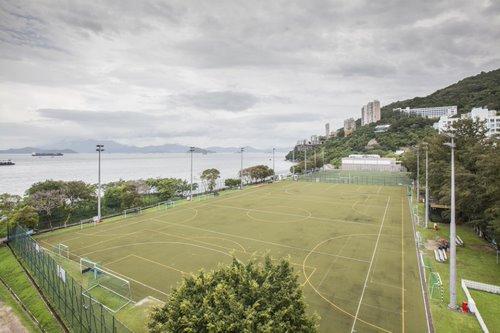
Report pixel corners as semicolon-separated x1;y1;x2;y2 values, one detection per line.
80;258;132;312
123;207;141;218
53;243;69;258
156;200;175;210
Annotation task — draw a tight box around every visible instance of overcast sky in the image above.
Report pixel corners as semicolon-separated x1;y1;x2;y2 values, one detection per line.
1;0;499;149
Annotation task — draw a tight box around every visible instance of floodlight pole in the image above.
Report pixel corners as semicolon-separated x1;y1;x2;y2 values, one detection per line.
416;146;420;203
240;147;244;189
96;144;104;222
424;143;429;229
189;147;195;200
322;147;325;171
314;150;317;171
272;147;275;178
292;148;295;176
445;135;457;309
304;148;307;174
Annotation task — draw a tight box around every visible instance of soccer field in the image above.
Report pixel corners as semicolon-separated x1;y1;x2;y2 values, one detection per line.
36;180;428;332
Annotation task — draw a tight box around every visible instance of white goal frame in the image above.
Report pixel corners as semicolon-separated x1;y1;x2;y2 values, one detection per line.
54;243;69;258
79;258;132;312
123;207;142;218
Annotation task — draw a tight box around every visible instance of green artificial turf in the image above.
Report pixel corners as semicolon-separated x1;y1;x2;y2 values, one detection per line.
36;180;427;332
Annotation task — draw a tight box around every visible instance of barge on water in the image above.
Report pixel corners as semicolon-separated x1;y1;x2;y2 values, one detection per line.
0;159;15;166
32;152;64;157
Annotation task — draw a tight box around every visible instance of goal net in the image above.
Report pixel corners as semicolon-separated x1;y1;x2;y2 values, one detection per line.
123;207;141;218
156;200;175;210
79;258;132;312
53;243;69;258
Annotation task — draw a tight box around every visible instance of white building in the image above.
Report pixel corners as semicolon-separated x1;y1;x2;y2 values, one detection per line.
433;107;499;137
394;105;457;118
464;107;500;137
433;115;459;133
374;124;391;133
361;100;381;125
341;154;402;172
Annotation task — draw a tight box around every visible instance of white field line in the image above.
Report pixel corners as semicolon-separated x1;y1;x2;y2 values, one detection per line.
152;218;371;264
210;203;378;227
269;192;384;208
350;196;391;333
318;236;351;288
401;194;405;333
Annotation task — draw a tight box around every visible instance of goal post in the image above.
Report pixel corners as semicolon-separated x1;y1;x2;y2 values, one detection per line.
123;207;141;218
79;258;132;312
53;243;69;258
156;200;175;210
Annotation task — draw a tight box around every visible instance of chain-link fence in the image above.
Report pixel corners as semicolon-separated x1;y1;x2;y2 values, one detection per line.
8;225;131;333
298;170;411;186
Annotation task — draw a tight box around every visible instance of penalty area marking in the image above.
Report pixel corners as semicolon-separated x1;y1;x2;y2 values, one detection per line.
302;233;391;333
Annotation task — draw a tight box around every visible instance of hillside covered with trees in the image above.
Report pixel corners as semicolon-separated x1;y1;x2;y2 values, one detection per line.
287;68;500;170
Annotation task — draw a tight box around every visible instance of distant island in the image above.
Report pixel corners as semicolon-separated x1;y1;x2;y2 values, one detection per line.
0;147;77;155
0;140;290;154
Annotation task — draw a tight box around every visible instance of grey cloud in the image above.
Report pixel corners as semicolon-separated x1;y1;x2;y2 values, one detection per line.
37;109;178;126
330;62;397;78
170;91;260;112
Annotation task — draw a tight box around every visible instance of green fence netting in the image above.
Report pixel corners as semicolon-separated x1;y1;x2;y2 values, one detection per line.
8;225;131;333
298;170;411;186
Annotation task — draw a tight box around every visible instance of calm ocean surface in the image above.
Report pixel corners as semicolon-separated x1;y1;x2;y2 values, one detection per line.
0;152;292;195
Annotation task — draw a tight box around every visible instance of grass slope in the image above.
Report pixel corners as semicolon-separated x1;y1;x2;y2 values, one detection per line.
0;246;63;333
416;204;500;332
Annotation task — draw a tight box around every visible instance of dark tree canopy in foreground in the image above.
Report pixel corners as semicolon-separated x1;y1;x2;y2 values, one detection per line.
148;257;318;333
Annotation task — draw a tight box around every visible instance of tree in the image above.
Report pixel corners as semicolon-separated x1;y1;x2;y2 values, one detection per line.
201;168;220;192
224;178;241;188
103;182;141;211
148;257;318;332
0;193;21;218
147;178;192;201
401;118;499;246
9;206;39;229
29;190;65;229
26;180;65;196
240;165;274;182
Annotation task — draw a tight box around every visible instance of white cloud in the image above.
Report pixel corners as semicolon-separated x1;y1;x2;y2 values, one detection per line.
0;0;499;149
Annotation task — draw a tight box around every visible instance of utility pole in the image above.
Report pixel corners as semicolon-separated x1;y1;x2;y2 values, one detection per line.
240;147;244;189
416;146;420;203
189;147;195;200
445;134;457;309
423;143;429;228
96;144;104;222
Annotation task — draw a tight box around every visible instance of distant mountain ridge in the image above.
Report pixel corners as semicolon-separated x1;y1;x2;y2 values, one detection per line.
0;147;77;154
1;140;289;154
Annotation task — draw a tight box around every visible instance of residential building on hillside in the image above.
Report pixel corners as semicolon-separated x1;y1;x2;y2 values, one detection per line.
361;100;381;125
433;107;499;137
341;154;402;172
325;123;330;137
344;118;356;136
374;124;391;133
433;115;459;133
394;105;457;118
